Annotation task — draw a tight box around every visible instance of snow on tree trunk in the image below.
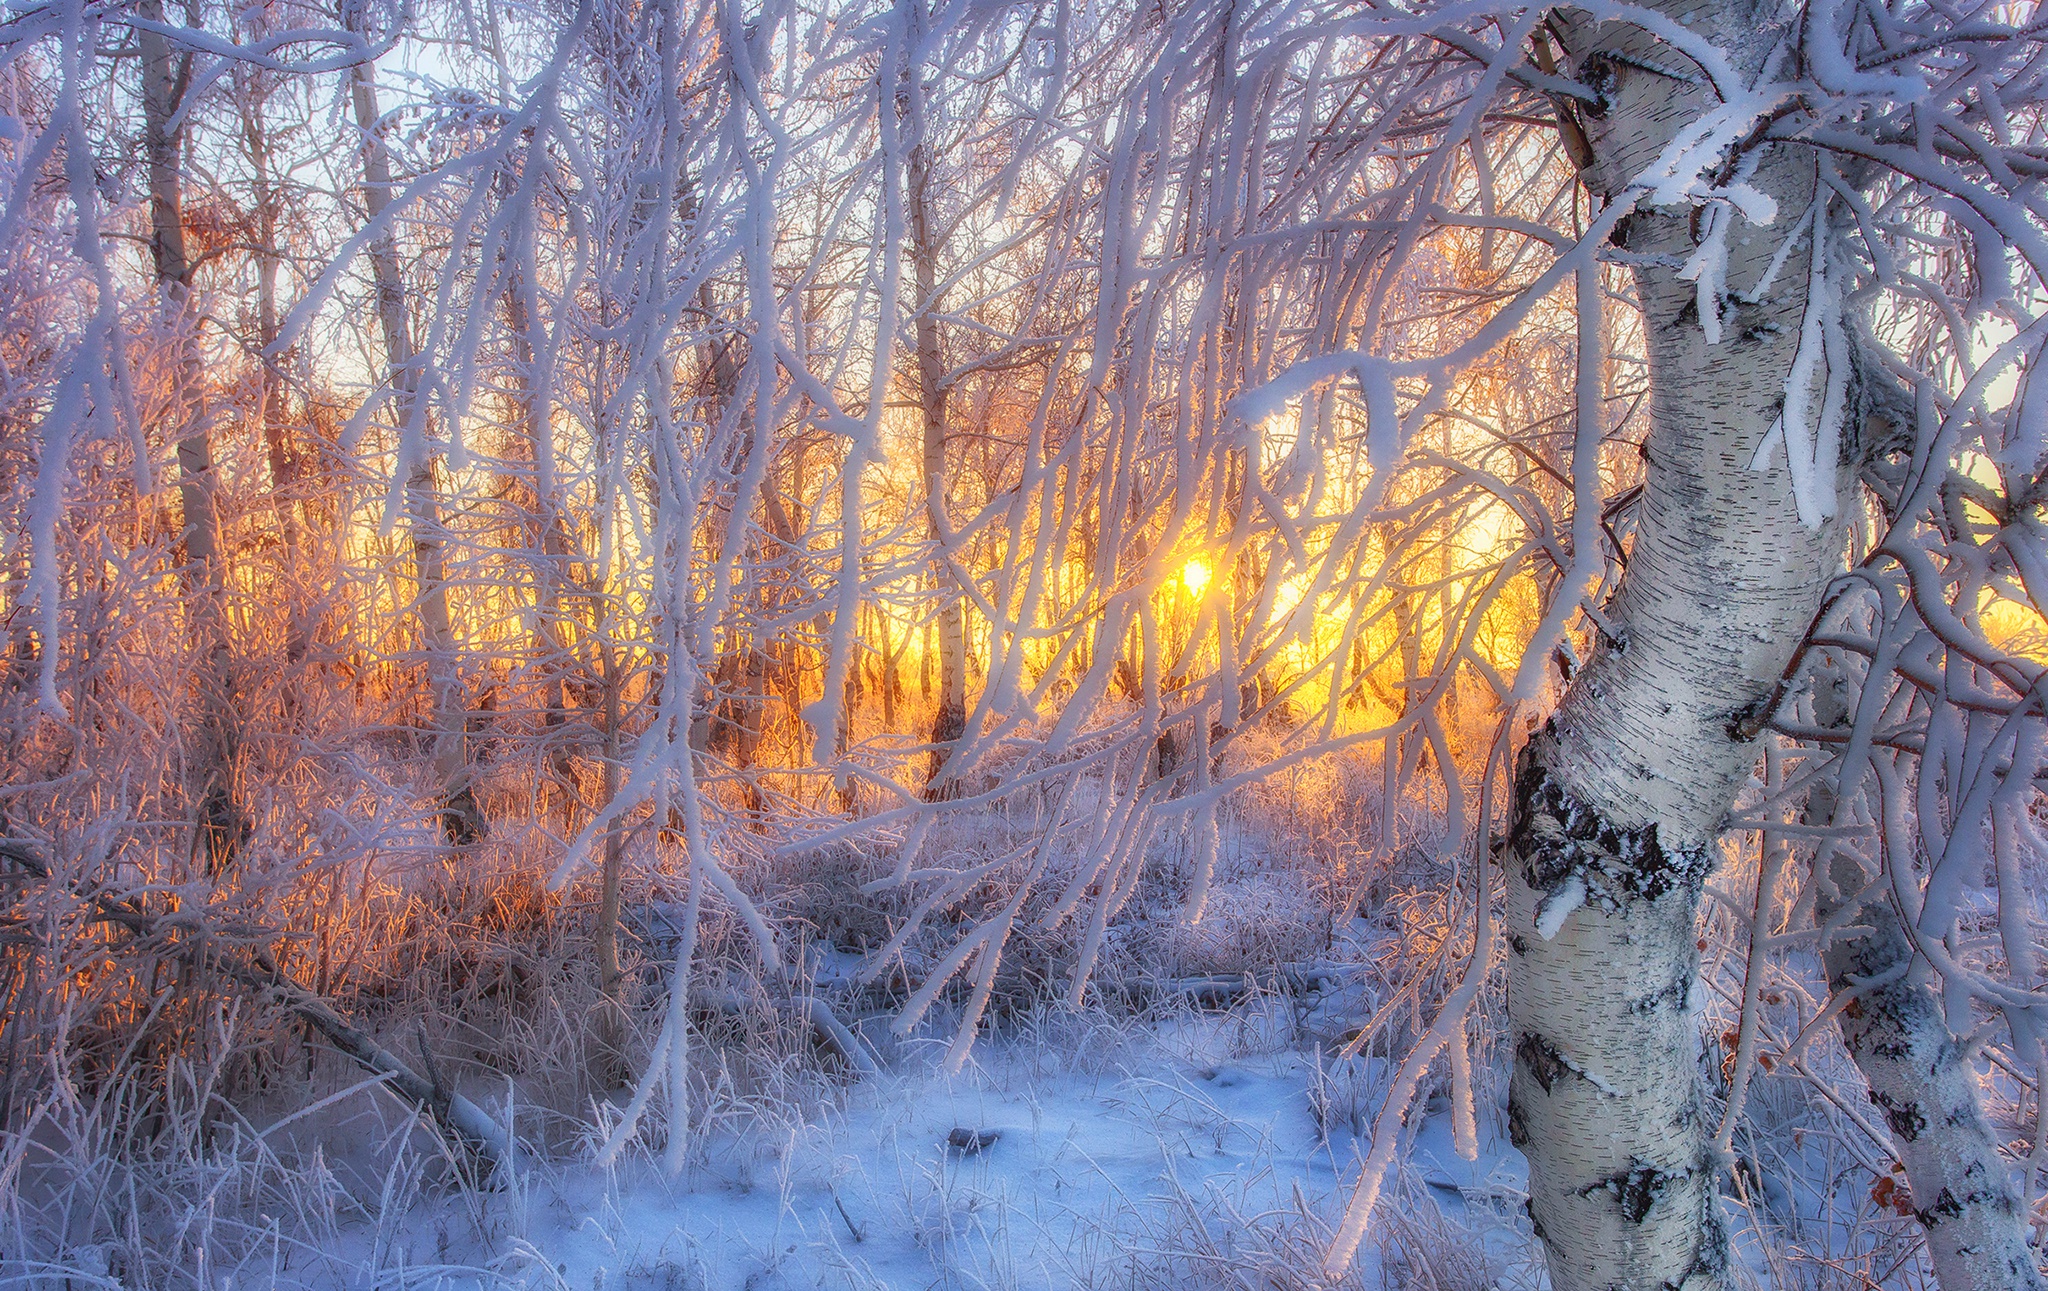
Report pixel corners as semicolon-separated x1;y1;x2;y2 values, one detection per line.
688;277;775;818
1818;847;2046;1291
1806;677;2046;1291
502;261;582;825
235;78;308;688
1510;8;1849;1285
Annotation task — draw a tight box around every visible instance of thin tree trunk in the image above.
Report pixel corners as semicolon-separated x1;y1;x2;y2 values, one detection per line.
1806;673;2046;1291
347;36;481;845
238;85;312;702
1507;15;1843;1285
140;0;244;874
503;263;580;820
592;639;629;1083
688;281;774;817
909;127;968;797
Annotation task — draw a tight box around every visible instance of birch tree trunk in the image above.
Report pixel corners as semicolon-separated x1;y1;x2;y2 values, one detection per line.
908;106;969;799
1507;11;1847;1286
347;33;483;845
1805;674;2046;1291
140;0;245;873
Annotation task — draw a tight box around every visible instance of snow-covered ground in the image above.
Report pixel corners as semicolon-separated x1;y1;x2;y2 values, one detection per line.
8;804;1928;1291
313;1004;1537;1291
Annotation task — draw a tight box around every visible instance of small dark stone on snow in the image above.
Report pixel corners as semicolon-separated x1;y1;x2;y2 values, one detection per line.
946;1127;1000;1154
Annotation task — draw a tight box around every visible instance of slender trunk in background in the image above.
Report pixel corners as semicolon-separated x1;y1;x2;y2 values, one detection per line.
920;619;934;700
879;619;904;730
504;266;580;823
909;130;968;798
239;89;310;690
141;0;244;874
1804;670;2045;1291
580;317;629;1069
587;0;692;1074
592;637;629;1083
1379;583;1420;853
690;286;771;818
1506;13;1844;1286
348;33;482;845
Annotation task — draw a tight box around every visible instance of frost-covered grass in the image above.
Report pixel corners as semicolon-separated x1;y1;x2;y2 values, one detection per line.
0;750;1958;1290
2;1005;1524;1291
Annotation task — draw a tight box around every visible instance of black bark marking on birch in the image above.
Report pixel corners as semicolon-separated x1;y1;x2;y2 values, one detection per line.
1517;1032;1572;1094
1628;971;1691;1015
1871;1035;1911;1059
1919;1186;1965;1227
1869;1089;1926;1141
1821;866;2048;1290
1507;1095;1530;1147
1511;739;1715;914
1722;695;1771;742
1576;52;1618;114
1579;1158;1684;1225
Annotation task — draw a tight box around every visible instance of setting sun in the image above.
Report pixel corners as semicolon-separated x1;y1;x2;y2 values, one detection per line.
1181;558;1212;597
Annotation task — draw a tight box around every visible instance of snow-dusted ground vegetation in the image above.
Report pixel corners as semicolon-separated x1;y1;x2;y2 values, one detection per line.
1;0;2046;1284
3;777;1954;1290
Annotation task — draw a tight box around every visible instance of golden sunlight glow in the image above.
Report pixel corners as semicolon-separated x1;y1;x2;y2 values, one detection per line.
1981;592;2048;663
1181;558;1213;597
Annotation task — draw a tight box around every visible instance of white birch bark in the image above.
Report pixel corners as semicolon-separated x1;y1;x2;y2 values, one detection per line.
1509;8;1848;1286
1818;853;2046;1291
1806;676;2046;1291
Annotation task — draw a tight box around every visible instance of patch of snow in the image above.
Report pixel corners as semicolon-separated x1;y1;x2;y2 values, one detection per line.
1534;876;1587;941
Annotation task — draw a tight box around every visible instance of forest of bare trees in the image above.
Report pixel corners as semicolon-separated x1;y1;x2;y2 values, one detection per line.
1;0;2045;1284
